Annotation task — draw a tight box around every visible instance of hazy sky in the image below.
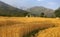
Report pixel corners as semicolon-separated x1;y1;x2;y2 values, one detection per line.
0;0;60;10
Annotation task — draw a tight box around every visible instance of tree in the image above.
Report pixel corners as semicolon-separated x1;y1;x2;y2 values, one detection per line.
54;7;60;17
40;13;44;17
23;12;29;17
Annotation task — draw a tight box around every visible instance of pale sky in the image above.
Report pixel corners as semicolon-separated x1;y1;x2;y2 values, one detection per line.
0;0;60;10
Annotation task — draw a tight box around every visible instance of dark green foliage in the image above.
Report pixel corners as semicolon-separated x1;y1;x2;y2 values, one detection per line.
40;13;44;17
54;7;60;17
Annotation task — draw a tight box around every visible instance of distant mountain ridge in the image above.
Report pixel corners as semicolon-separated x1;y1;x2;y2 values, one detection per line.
0;1;29;17
26;6;55;17
0;1;56;17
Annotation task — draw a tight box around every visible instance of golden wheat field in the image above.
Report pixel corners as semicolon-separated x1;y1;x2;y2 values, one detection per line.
37;27;60;37
0;17;60;37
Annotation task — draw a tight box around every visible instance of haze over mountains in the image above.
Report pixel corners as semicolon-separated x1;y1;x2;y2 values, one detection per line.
0;1;55;17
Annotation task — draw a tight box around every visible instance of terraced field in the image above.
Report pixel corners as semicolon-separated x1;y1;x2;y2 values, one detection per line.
0;17;60;37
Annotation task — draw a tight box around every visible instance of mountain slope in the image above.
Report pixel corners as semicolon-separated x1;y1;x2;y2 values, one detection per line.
0;1;29;17
26;6;55;17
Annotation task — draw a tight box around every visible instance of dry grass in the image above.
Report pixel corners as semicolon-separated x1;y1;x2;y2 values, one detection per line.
37;27;60;37
0;17;60;37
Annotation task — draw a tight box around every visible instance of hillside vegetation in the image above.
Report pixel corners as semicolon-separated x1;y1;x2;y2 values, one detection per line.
0;17;60;37
26;6;55;17
0;1;29;17
54;7;60;17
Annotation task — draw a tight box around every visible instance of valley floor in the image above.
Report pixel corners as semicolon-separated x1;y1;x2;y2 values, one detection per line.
0;17;60;37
